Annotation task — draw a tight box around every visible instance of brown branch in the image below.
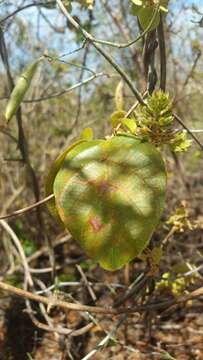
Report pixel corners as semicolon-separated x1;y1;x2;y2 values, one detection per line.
0;27;43;232
0;125;18;143
56;0;145;106
76;264;97;302
26;310;94;336
73;9;93;129
0;194;54;220
0;2;55;24
182;50;201;89
113;272;149;308
1;280;203;316
173;113;203;151
0;280;117;315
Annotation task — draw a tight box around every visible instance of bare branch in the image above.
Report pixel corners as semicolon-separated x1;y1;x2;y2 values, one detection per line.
0;194;54;220
56;0;145;105
1;280;203;316
0;2;55;24
174;113;203;151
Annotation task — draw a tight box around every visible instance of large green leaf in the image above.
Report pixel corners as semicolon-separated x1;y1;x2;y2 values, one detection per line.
53;135;167;270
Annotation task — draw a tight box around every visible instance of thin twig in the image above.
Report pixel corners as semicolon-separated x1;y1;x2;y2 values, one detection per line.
0;27;44;232
0;72;106;103
1;280;203;315
81;4;160;49
0;1;55;24
72;12;92;130
56;0;145;105
174;113;203;151
125;91;148;118
81;317;126;360
0;193;54;220
0;280;116;314
76;264;97;302
0;220;33;286
182;50;201;89
113;271;149;308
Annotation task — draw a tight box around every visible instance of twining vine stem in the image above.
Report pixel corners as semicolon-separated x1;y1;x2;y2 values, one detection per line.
56;0;203;152
56;0;146;106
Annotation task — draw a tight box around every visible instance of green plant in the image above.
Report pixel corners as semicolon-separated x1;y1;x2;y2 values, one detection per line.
47;134;166;270
1;0;203;357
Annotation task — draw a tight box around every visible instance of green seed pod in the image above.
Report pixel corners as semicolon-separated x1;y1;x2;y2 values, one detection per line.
53;135;167;270
5;58;43;122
